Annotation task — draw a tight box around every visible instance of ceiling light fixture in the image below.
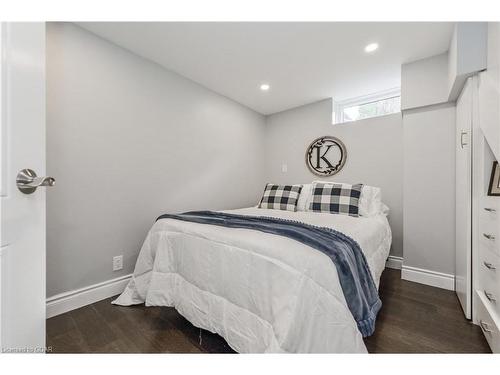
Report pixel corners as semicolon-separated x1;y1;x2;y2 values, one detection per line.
260;83;270;91
364;43;379;53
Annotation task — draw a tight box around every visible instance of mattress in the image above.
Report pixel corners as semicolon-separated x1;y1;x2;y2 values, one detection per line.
113;207;392;353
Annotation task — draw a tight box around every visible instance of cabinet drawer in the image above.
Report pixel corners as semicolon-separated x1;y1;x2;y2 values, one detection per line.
479;200;500;255
476;291;500;353
480;197;500;216
478;247;500;317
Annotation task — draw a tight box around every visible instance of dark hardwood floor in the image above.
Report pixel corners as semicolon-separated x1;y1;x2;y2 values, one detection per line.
46;269;491;353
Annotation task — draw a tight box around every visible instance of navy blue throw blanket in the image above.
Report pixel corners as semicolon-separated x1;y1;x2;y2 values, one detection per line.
156;211;381;337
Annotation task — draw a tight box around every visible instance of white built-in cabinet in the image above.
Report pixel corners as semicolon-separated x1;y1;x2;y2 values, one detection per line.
471;22;500;353
474;72;500;353
452;22;500;353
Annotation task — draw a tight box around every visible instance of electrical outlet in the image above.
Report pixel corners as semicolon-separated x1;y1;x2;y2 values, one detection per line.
113;255;123;271
281;163;288;173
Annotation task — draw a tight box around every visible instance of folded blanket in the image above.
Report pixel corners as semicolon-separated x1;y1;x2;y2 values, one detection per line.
156;210;381;337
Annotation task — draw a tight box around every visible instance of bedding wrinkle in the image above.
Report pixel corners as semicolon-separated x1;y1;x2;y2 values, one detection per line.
168;229;351;311
155;211;380;337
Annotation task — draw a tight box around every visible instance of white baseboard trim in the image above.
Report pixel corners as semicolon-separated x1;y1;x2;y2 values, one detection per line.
385;255;403;270
46;273;132;319
401;265;455;291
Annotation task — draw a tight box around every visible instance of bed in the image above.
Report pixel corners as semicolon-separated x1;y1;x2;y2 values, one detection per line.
113;205;392;353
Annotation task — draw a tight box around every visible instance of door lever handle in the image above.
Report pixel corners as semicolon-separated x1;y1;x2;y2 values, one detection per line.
16;168;55;194
20;176;55;188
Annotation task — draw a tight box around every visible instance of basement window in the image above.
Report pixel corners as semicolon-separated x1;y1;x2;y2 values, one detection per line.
333;88;401;124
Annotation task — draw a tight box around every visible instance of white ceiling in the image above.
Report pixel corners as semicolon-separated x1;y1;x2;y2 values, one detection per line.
77;22;454;115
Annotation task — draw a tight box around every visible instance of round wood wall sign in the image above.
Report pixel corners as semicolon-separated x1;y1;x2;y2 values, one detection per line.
305;136;347;176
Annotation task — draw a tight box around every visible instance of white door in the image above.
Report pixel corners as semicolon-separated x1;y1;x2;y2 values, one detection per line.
0;23;48;352
456;77;473;319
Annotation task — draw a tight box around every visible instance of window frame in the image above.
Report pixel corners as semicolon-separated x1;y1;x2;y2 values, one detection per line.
333;87;401;124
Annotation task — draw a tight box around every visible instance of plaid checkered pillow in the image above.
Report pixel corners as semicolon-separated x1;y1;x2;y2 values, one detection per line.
258;184;303;211
309;182;363;217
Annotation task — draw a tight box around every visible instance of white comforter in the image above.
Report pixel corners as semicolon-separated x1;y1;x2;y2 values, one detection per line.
113;207;392;353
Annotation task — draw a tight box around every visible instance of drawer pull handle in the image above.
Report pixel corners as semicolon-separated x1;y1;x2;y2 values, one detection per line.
484;290;497;302
480;320;493;333
461;131;468;148
484;207;497;213
483;233;496;241
484;261;497;270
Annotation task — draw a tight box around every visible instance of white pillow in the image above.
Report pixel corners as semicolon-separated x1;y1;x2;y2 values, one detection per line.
311;180;387;217
359;185;382;217
296;183;313;211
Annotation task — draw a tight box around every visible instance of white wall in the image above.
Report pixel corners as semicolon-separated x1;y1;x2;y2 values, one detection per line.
448;23;487;101
402;104;456;275
46;23;266;297
401;52;449;110
477;23;500;162
402;24;487;111
265;99;404;257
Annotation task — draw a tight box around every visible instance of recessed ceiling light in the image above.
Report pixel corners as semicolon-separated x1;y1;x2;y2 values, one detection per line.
364;43;379;53
260;83;270;91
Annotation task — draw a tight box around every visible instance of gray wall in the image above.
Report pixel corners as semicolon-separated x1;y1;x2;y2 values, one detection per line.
401;53;449;110
401;52;457;277
46;23;266;297
265;99;404;257
402;104;456;275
